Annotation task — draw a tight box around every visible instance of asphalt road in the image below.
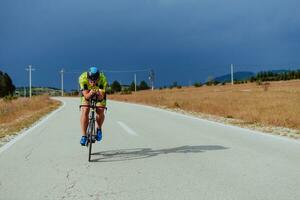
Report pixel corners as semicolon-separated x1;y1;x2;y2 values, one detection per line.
0;97;300;200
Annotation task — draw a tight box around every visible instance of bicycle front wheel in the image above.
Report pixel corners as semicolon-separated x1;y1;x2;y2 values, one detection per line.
88;121;94;162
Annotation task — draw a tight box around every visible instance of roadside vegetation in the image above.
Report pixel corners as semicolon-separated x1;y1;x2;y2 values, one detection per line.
0;95;61;138
0;71;15;97
250;70;300;82
0;70;62;139
109;80;300;134
106;80;150;94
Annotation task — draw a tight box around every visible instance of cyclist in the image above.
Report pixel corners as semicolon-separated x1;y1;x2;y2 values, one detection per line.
79;67;108;146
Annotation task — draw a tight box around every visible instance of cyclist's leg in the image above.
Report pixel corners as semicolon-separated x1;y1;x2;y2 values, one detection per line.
95;106;105;141
80;96;90;136
96;107;105;129
95;90;107;129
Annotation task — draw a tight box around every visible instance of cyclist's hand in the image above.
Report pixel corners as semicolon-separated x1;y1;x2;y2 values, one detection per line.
96;89;103;100
89;89;96;99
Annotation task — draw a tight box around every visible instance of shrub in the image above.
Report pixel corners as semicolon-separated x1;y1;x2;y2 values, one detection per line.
3;95;18;102
263;82;270;91
105;87;113;94
174;101;180;108
256;80;262;85
194;82;202;87
139;81;150;90
120;88;132;95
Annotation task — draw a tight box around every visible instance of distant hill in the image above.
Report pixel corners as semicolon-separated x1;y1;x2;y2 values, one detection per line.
214;71;255;83
15;87;61;96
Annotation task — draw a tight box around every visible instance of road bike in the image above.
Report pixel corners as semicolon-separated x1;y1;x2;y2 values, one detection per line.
81;90;107;162
86;96;97;161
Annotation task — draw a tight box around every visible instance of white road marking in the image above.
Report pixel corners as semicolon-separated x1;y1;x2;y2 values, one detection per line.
0;98;66;154
117;121;137;136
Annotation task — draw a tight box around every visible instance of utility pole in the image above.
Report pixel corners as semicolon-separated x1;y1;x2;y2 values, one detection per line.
60;69;64;96
231;64;234;85
134;73;137;92
26;65;35;98
24;87;26;97
149;69;155;90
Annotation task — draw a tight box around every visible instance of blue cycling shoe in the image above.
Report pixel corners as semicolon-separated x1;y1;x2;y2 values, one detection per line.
80;136;87;146
95;128;102;141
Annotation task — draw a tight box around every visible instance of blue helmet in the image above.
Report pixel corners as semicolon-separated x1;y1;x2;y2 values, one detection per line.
87;67;99;81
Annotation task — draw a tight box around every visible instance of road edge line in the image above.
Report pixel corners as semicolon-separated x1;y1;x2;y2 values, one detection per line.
0;98;66;154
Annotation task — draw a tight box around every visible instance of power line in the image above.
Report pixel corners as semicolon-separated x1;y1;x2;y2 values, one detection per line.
61;68;152;74
64;70;82;74
101;69;151;73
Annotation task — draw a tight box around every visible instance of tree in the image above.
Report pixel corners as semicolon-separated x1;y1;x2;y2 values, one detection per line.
173;81;178;87
111;80;121;93
70;89;79;96
172;81;182;89
0;72;5;97
139;80;150;90
206;76;216;86
0;71;16;97
130;81;136;91
193;82;202;87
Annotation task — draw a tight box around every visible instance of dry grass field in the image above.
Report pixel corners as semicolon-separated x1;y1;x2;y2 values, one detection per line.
110;80;300;132
0;95;61;138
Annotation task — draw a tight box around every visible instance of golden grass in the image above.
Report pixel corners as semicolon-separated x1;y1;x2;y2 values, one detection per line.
0;95;61;138
109;80;300;130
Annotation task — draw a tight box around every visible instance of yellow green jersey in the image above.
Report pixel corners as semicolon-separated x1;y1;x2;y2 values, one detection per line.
78;71;108;91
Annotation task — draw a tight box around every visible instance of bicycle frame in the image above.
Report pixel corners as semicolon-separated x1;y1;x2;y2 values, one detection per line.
86;97;97;162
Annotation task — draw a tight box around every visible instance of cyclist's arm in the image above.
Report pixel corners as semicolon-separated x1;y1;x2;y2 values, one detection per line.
79;73;96;100
82;90;96;100
99;73;108;93
99;74;107;101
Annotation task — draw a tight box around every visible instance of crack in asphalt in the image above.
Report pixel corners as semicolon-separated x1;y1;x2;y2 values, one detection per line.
60;169;77;200
66;171;70;181
24;149;33;161
88;192;101;200
85;163;91;169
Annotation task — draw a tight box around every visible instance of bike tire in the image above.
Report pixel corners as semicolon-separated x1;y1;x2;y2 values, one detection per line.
88;121;94;162
86;122;91;148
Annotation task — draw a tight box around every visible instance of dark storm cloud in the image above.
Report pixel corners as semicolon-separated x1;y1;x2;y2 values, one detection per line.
1;0;300;89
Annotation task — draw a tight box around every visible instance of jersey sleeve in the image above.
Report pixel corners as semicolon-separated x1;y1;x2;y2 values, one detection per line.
79;72;88;90
99;73;108;91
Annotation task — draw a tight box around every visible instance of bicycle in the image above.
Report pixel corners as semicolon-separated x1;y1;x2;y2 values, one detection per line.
86;96;98;162
80;89;107;162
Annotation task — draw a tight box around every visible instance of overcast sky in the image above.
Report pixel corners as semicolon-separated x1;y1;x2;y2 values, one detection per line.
1;0;300;90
